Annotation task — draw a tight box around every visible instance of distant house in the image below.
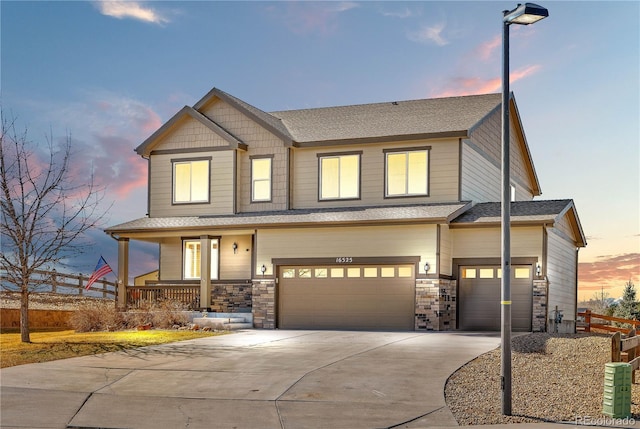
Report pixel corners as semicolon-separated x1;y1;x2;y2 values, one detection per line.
105;88;586;332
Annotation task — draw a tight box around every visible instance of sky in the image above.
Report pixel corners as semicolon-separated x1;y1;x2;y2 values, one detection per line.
1;1;638;301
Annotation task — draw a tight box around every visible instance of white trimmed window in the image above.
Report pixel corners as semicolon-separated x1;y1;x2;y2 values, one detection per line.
251;157;272;202
173;158;210;204
385;149;429;197
183;239;219;280
319;153;360;200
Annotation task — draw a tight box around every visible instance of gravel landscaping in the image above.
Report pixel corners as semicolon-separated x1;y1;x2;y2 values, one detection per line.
0;291;110;311
446;333;640;425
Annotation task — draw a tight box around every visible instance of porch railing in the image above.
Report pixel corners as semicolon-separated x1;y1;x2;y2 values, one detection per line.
126;285;200;310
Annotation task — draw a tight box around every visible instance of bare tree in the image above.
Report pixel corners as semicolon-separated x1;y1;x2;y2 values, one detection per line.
0;112;109;342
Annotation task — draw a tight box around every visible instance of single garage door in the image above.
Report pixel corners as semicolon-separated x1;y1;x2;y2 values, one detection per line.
278;265;415;330
458;265;532;331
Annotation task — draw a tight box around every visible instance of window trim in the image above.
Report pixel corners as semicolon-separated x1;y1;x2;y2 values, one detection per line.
182;237;220;280
383;146;431;198
317;151;362;201
171;157;212;205
250;155;274;203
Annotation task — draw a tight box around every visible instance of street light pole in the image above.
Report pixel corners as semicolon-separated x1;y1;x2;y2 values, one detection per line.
500;11;513;416
501;2;548;416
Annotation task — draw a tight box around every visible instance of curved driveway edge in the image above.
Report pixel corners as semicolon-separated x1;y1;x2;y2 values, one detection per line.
0;330;500;429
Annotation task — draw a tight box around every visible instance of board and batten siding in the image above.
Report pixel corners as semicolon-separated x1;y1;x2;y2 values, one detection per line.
546;227;578;322
159;235;253;281
256;224;437;277
291;139;459;209
451;226;544;260
149;151;234;217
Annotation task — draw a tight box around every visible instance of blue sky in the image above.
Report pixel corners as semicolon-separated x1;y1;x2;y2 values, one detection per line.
1;1;638;299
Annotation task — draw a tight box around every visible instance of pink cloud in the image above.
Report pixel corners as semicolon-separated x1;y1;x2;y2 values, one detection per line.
578;253;640;300
476;35;501;62
268;2;358;36
430;64;542;98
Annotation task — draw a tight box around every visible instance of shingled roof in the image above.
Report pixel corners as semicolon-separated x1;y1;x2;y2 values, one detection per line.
270;93;502;145
105;202;471;234
451;199;586;247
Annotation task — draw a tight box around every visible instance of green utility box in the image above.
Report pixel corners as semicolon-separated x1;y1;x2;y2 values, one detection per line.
603;362;632;418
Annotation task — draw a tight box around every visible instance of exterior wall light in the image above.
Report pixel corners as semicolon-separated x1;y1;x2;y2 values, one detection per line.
536;263;542;277
232;242;238;254
260;264;267;276
424;262;430;274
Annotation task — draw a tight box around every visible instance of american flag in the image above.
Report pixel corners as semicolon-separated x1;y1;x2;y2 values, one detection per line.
85;256;113;290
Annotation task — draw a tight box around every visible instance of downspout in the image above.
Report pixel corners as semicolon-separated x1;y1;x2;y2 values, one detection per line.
575;247;580;333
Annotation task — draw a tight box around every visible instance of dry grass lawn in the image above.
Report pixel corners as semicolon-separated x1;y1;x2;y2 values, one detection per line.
0;329;223;368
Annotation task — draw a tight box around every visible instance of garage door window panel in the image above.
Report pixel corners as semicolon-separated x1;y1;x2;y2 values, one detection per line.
315;268;328;278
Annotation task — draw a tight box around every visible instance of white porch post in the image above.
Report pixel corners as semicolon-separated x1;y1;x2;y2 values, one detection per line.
200;235;212;309
117;238;129;310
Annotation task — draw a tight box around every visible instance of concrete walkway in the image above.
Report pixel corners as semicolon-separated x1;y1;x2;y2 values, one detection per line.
1;330;504;428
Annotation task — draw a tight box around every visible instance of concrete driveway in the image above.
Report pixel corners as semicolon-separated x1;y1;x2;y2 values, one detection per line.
1;330;500;429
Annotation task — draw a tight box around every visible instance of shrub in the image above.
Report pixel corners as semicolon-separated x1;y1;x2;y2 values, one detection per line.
70;301;124;332
69;299;190;332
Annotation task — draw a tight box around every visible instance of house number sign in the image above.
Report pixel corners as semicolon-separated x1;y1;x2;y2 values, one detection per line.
335;257;353;263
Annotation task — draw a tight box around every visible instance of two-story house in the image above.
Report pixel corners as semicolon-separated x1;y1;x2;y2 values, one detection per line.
105;87;586;332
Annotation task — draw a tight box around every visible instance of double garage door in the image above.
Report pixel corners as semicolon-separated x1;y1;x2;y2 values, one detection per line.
458;265;533;331
278;264;415;331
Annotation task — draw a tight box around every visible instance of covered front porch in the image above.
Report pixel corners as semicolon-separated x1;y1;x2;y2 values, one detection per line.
110;230;257;312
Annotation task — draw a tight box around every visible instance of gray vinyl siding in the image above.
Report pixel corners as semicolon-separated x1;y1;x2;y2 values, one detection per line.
451;226;543;260
256;224;437;277
546;226;578;322
460;141;534;203
159;235;253;281
439;224;453;276
149;151;234;217
291;139;459;209
467;107;536;199
200;99;289;212
460;142;501;202
159;238;182;280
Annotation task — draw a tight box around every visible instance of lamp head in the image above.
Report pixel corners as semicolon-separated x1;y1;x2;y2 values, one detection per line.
504;3;548;25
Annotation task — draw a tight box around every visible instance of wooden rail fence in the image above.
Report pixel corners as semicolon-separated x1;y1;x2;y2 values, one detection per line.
577;310;640;383
577;309;640;334
1;269;116;299
612;330;640;383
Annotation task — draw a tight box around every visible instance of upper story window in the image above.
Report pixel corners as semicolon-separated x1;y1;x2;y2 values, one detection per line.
251;156;272;202
385;147;430;197
173;158;210;204
318;152;361;200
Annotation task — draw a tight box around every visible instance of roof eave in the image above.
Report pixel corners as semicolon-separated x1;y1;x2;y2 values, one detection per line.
292;131;469;148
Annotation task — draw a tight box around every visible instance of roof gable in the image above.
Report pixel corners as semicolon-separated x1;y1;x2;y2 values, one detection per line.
194;87;293;145
135;106;246;156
